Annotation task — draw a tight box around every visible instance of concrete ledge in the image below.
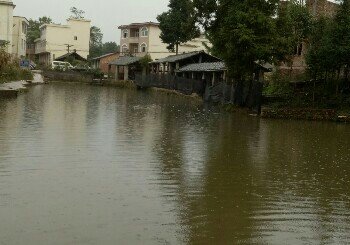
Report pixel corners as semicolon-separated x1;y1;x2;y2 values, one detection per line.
261;107;337;121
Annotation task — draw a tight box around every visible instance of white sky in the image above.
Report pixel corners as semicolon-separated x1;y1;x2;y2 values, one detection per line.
12;0;169;43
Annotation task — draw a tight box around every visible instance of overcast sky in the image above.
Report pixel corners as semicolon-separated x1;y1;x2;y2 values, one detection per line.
13;0;169;43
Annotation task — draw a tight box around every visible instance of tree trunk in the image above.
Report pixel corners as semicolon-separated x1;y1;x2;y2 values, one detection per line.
175;43;179;55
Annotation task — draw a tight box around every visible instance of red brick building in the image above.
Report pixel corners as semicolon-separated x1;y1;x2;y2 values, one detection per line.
91;53;120;74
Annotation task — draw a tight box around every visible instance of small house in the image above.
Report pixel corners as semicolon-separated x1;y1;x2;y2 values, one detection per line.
150;51;222;76
109;56;142;81
91;53;120;74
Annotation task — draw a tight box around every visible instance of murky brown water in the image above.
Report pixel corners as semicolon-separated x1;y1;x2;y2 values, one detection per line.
0;83;350;245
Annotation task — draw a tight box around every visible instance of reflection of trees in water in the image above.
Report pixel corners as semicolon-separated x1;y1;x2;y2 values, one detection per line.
152;109;350;244
252;120;350;244
152;109;265;244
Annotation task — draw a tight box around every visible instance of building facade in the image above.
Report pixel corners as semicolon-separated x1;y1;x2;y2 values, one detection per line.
0;0;15;54
12;16;28;58
35;18;91;65
118;22;210;60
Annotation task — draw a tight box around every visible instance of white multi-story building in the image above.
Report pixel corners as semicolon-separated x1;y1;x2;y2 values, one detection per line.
119;22;210;60
0;1;29;58
0;0;15;54
12;16;28;58
35;18;91;65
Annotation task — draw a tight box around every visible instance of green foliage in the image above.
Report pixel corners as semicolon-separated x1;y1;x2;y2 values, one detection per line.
274;1;312;63
27;16;52;44
0;47;33;83
157;0;200;54
70;7;85;19
196;0;279;80
306;0;350;90
140;54;153;68
89;26;119;59
140;54;153;74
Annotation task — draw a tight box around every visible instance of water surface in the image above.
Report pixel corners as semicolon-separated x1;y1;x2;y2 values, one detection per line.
0;83;349;244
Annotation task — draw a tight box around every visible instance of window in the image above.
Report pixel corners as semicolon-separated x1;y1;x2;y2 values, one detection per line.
294;43;303;56
122;30;128;39
140;27;148;37
74;36;78;40
140;43;147;53
122;44;128;53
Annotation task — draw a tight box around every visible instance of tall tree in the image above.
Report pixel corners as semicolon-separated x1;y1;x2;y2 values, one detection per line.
157;0;200;54
274;1;312;72
26;16;52;44
70;7;85;19
195;0;279;80
89;26;103;58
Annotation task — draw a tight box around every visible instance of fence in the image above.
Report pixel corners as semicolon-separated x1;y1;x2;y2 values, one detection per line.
135;73;263;113
135;73;205;96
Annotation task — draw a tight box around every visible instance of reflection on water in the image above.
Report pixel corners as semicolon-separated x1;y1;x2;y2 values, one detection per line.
0;83;349;245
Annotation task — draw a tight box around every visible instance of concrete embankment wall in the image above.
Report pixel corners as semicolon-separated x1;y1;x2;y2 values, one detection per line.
43;71;93;83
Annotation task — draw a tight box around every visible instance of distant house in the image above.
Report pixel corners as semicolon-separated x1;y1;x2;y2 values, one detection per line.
118;22;211;60
91;53;120;74
35;18;91;65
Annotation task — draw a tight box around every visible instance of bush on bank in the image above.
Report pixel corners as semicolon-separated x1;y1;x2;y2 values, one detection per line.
0;45;33;83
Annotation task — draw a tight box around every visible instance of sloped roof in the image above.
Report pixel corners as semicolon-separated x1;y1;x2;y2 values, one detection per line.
91;53;118;61
178;62;227;72
254;61;273;71
118;22;159;29
55;52;87;61
109;56;142;66
151;51;220;64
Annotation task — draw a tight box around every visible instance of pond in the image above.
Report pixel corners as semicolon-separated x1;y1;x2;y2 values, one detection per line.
0;83;349;244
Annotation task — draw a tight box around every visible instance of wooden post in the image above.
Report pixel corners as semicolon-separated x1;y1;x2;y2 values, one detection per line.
168;63;173;75
124;65;129;81
212;72;216;86
115;65;119;81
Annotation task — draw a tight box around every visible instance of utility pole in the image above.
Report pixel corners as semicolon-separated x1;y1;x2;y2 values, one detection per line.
65;44;74;53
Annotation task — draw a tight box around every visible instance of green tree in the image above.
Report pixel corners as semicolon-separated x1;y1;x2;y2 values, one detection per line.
102;42;119;54
307;0;350;88
157;0;200;54
26;16;52;44
195;0;279;81
274;1;312;75
70;7;85;19
89;26;103;58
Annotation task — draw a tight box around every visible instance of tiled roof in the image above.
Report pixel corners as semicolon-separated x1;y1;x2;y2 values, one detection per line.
178;62;227;72
55;51;87;61
151;51;208;64
109;56;142;66
91;53;117;61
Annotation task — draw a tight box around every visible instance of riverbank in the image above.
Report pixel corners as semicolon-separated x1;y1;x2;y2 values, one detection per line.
261;107;350;122
0;71;45;98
